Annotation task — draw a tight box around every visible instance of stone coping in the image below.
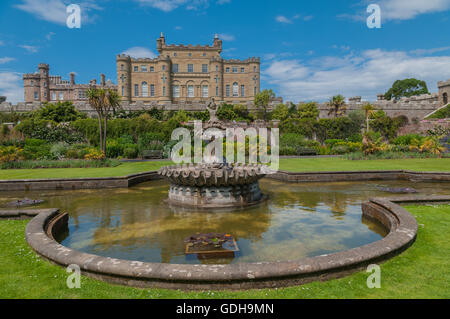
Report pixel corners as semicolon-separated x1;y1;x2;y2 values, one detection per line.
0;169;449;191
21;195;450;290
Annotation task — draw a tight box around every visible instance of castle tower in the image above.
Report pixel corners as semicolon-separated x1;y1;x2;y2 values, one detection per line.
117;55;132;102
249;58;261;97
438;80;450;105
157;32;166;54
210;56;223;101
39;63;50;102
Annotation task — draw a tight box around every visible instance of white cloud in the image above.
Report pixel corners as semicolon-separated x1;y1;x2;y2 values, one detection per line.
275;15;292;24
263;49;450;102
122;47;157;58
380;0;450;20
0;72;23;103
218;33;235;41
136;0;208;12
0;57;16;64
411;46;450;55
19;45;38;53
15;0;102;25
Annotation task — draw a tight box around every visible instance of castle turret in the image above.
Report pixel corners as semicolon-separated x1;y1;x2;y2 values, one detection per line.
100;73;106;86
70;72;76;85
157;32;166;54
438;79;450;105
117;54;132;102
39;63;50;102
158;55;172;103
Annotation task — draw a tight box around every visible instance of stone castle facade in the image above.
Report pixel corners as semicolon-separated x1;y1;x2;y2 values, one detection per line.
117;33;260;105
23;64;116;103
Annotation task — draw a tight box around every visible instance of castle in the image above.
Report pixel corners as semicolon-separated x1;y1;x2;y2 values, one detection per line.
11;33;450;121
117;33;260;104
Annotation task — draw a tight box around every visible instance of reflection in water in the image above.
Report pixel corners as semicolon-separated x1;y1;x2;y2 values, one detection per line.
1;179;449;264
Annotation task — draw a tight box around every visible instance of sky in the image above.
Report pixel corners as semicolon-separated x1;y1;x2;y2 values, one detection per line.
1;0;450;103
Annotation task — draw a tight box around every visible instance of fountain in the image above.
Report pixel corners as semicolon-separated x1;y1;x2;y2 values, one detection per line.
159;162;267;208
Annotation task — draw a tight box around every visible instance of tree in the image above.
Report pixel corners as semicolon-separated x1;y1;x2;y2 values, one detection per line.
327;95;347;118
254;89;275;121
271;103;289;121
87;88;121;155
384;78;429;101
34;101;86;123
297;102;319;119
361;103;376;133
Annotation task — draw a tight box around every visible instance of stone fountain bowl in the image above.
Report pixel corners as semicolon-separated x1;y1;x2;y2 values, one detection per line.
158;163;268;208
158;163;267;187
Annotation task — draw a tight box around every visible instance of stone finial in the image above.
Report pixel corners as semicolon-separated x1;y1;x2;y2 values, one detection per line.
70;72;75;85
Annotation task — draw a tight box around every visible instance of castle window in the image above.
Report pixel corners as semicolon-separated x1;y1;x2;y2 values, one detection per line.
254;87;257;95
202;64;208;73
121;64;124;71
215;76;219;84
241;85;245;97
142;82;148;97
232;82;239;97
150;66;154;72
203;53;206;57
188;85;194;97
141;65;147;72
59;92;64;100
31;80;34;87
216;87;219;96
226;67;230;73
444;93;448;105
34;92;38;100
173;64;179;73
232;67;238;73
120;74;125;83
216;66;219;72
173;85;180;98
162;65;166;71
162;75;166;84
241;68;245;73
44;92;47;97
150;84;155;97
163;86;166;97
226;85;230;97
122;86;125;96
44;81;47;87
188;64;194;73
188;53;192;57
134;84;139;97
174;53;177;57
134;66;139;72
52;93;56;101
202;85;209;98
254;66;257;72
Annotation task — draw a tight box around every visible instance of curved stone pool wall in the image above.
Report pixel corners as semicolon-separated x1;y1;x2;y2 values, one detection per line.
19;195;449;290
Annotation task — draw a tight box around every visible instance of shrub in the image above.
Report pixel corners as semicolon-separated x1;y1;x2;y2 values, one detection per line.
280;133;305;148
426;104;450;119
50;142;70;159
392;134;425;146
0;159;121;169
0;146;25;163
123;146;139;159
33;101;86;123
84;149;105;160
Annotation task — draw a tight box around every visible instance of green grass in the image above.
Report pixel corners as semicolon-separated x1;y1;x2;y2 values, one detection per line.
0;158;449;180
0;204;449;298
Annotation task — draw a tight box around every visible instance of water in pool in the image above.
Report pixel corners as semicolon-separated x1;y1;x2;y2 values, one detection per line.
2;179;449;264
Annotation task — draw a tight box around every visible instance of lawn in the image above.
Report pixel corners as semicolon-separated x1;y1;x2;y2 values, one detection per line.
0;158;449;180
0;204;448;299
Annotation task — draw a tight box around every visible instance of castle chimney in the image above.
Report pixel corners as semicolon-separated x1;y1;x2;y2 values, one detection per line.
70;72;75;85
377;94;385;101
92;79;97;85
100;73;105;86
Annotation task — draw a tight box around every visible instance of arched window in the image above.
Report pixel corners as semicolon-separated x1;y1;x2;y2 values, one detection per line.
232;82;239;97
142;82;148;97
444;93;448;105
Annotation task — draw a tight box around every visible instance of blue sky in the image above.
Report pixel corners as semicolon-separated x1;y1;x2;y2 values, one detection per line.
1;0;450;103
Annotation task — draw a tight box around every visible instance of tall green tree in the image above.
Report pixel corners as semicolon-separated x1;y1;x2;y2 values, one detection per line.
254;89;275;121
297;102;319;119
327;95;347;118
271;103;289;121
87;88;121;154
384;78;429;101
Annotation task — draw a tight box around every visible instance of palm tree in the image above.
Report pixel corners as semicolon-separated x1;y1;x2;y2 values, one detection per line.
327;95;347;118
362;103;376;133
87;87;121;154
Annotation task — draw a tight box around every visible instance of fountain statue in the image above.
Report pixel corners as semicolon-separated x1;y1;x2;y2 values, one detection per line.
159;105;267;208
